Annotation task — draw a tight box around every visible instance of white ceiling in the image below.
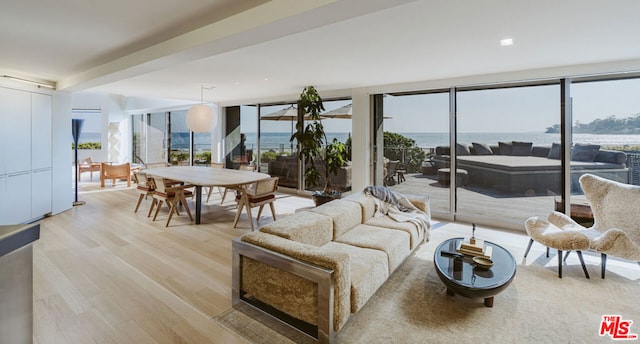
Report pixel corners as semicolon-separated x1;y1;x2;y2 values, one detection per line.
3;0;640;106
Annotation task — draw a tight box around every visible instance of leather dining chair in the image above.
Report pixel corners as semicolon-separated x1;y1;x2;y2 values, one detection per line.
150;177;194;227
232;177;278;231
133;172;155;214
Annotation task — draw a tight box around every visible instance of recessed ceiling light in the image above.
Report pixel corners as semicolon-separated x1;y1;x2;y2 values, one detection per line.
264;77;269;81
500;38;514;46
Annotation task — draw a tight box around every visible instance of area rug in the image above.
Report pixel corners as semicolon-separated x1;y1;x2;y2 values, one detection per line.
214;243;640;344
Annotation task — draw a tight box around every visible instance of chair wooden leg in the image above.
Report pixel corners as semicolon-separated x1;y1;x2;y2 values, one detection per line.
180;193;193;222
221;188;229;204
576;251;590;279
166;199;178;227
558;250;563;278
563;251;571;262
147;199;157;217
269;202;276;221
153;200;164;221
134;194;145;213
523;238;534;258
233;199;246;228
246;202;254;231
257;205;265;220
601;253;607;279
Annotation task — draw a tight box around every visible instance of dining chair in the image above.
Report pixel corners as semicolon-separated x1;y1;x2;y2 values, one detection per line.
219;164;257;204
100;162;131;187
233;177;279;231
133;172;155;214
150;177;194;227
206;162;225;202
78;157;101;181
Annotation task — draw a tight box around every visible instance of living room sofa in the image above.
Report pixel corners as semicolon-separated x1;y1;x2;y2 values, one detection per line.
432;141;628;194
231;191;430;343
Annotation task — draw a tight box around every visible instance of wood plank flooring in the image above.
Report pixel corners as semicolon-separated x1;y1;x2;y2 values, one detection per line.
33;182;635;343
33;186;313;343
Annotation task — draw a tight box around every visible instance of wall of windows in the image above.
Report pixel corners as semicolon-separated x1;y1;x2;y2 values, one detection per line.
571;77;640;196
131;112;166;165
131;110;212;166
71;109;102;149
377;74;640;230
382;92;450;213
455;84;560;227
257;103;298;188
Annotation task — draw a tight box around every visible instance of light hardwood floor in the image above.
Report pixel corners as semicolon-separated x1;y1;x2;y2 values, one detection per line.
33;186;313;343
32;183;638;343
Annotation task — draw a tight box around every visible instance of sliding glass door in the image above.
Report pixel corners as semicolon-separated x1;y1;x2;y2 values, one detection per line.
570;78;640;219
382;92;450;213
455;84;560;227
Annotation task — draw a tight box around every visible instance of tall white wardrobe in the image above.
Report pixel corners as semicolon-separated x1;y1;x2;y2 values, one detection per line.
0;85;52;225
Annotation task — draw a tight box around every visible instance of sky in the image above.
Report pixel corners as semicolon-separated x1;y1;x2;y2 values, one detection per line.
241;78;640;134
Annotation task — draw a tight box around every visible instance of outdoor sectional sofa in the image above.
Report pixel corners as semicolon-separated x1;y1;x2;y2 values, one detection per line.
231;191;430;343
268;155;352;191
433;141;628;194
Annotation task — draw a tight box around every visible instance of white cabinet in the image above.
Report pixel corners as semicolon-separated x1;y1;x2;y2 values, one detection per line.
31;169;51;218
2;88;32;174
0;87;52;224
32;93;52;170
5;172;31;224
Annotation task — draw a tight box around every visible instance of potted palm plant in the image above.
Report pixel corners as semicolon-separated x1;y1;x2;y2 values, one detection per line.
290;86;347;205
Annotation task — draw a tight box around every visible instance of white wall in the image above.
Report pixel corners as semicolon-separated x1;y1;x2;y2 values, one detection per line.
52;91;72;214
350;89;371;192
71;92;128;164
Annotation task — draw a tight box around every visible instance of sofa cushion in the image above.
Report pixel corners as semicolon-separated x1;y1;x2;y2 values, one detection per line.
435;146;450;156
571;143;600;162
472;142;493;155
335;224;411;273
511;141;533;156
321;242;389;313
595;149;627;165
498;141;513;155
531;145;551;157
310;199;362;238
260;211;333;246
364;216;423;249
343;192;376;223
456;143;471;156
548;142;561;160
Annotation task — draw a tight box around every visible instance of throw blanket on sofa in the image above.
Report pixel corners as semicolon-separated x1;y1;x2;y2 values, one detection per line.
363;186;431;239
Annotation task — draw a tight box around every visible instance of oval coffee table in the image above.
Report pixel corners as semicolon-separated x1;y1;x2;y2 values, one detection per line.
434;237;516;307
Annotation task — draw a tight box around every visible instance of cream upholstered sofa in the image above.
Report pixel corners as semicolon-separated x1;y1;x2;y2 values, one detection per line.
231;191;430;343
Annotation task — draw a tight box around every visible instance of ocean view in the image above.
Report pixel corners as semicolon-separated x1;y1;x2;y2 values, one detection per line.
85;131;640;151
243;132;640;152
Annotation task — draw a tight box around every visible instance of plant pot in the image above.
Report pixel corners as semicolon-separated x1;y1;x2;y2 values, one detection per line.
312;191;341;206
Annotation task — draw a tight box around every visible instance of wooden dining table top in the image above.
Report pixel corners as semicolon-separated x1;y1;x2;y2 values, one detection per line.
143;166;270;187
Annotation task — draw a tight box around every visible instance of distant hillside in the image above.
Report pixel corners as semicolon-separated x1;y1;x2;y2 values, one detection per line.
546;113;640;134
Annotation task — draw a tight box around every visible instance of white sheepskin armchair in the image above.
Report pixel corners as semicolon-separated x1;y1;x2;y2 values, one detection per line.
547;174;640;278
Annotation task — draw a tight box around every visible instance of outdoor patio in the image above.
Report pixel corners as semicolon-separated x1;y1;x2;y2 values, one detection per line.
388;171;579;230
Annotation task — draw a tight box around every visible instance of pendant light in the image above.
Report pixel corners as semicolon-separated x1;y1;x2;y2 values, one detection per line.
187;86;215;132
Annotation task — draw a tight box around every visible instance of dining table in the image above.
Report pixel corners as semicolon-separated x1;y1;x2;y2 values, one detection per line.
143;166;271;224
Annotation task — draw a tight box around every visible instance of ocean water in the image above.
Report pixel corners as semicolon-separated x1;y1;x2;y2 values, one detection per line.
245;132;640;151
89;131;640;151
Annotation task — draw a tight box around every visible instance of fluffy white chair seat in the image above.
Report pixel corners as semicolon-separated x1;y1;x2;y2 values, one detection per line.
540;174;640;278
524;214;591;278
